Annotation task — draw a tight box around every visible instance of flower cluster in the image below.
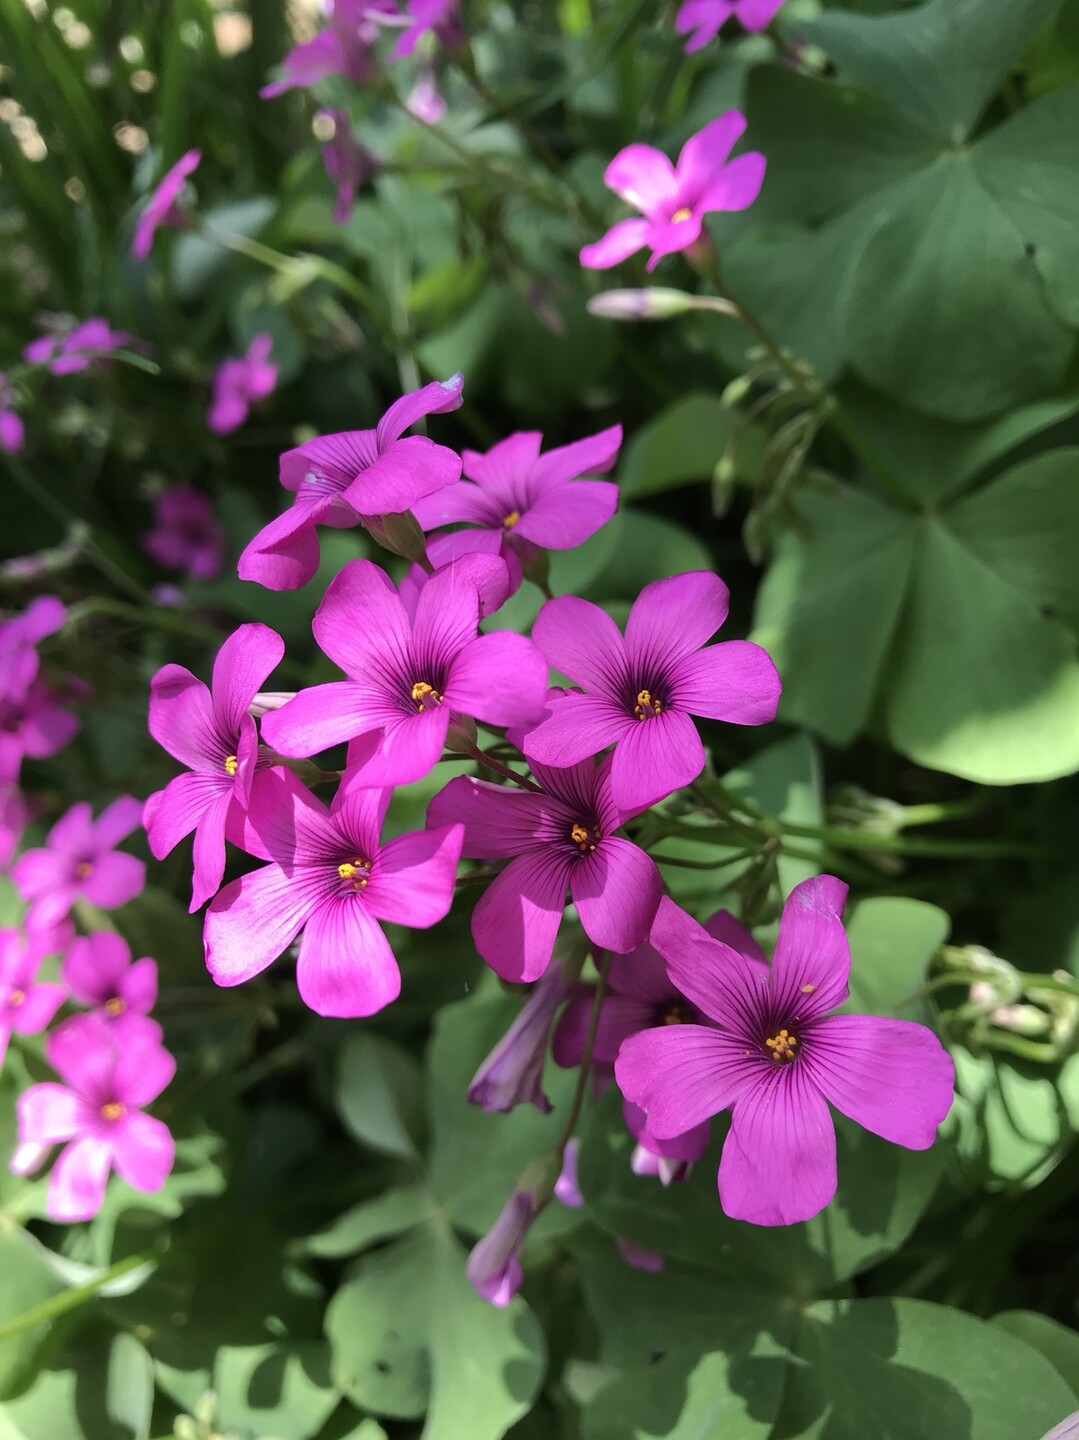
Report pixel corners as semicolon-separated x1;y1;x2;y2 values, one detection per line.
0;598;176;1222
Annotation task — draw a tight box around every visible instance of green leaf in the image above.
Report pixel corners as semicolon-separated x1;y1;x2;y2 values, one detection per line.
105;1333;154;1440
212;1342;339;1440
950;1049;1067;1185
298;1185;438;1260
843;897;950;1022
776;1297;1076;1439
993;1311;1079;1398
171;198;276;301
325;1225;545;1439
617;395;743;500
0;1230;65;1399
335;1033;426;1162
581;509;711;604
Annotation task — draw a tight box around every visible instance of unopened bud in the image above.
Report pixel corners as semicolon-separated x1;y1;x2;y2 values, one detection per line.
249;691;296;718
586;288;695;322
366;510;429;565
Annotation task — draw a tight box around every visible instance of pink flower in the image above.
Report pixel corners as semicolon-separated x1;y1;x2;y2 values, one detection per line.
144;624;285;911
412;425;622;563
675;0;784;51
24;318;133;375
615;879;956;1226
237;374;464;591
0;596;80;772
16;1014;175;1221
406;63;448;124
12;796;146;931
467;1189;536;1306
626;1099;709;1187
207;334;278;435
204;757;464;1017
580;113;766;271
0;374;23;454
61;931;158;1039
0;928;67;1069
428;755;661;983
132;149;201;260
0;780;26;869
142;486;225;580
260;0;395;98
524;571;781;811
261;557;548;785
399;538;517;621
318;109;379;225
393;0;462;59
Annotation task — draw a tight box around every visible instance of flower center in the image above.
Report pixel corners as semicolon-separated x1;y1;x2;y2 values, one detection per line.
338;857;371;891
224;754;239;776
104;996;126;1018
74;861;93;879
570;822;600;853
634;689;663;721
7;989;25;1009
765;1028;798;1063
100;1101;125;1121
502;510;520;529
662;1003;693;1026
671;207;693;223
411;681;443;712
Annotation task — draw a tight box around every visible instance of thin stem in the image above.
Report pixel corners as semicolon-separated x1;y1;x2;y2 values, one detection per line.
650;848;755;871
779;818;1040;860
0;1251;156;1342
465;744;543;792
555;949;613;1157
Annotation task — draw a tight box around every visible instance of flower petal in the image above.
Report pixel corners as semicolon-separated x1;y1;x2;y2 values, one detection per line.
144;770;226;862
411;480;499;530
699;150;766;214
522;693;631;769
426;775;547;860
375;373;464;449
570;838;661;954
649;894;768;1036
625;571;729;672
532;596;627;693
580;218;651;270
47;1136;113;1221
312;557;412;681
211;623;286;734
148;664;223;769
719;1066;837;1226
472;850;571;983
92;795;145;851
411;559;481;673
609;708;705;811
190;789;234;911
343;435;462;514
364;823;463;927
110;1111;174;1193
347;705;451;786
62;932;130;1005
604;145;677;213
81;853;146;912
769;875;851;1022
237;497;334;591
675;112;746;200
462;431;544;506
17;1082;89;1143
296;898;400;1017
10;982;65;1034
615;1024;760;1139
804;1015;955;1149
513;480;619;550
204;863;319;987
670;639;781;725
113;1038;176;1107
119;957;158;1014
260;681;391;758
703;908;766;963
445;632;549;727
553;992;656;1068
530;425;623;493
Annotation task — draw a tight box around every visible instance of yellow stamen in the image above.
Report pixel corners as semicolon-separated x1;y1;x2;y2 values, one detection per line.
570;822;599;853
502;510;521;529
104;996;126;1018
224;754;239;777
671;207;693;223
634;689;663;721
337;857;371;890
8;989;25;1008
764;1028;798;1063
410;681;443;712
800;983;816;994
100;1102;125;1121
75;861;93;879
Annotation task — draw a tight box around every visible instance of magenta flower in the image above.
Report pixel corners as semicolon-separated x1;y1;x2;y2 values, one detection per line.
262;557;547;785
0;374;23;454
237;374;464;591
17;1014;175;1221
0;596;79;770
61;931;158;1039
0;779;26;869
25;318;133;375
580;113;766;271
469;964;582;1114
204;760;463;1017
12;796;145;932
393;0;462;59
676;0;785;50
132;149;201;259
413;425;622;563
400;538;517;622
467;1189;537;1306
428;756;660;983
144;623;285;912
0;928;66;1069
524;571;780;812
142;485;225;580
319;109;379;225
555;1139;583;1208
260;0;394;98
207;334;277;435
616;879;956;1226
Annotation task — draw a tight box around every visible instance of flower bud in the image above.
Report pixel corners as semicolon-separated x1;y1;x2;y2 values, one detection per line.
468;964;580;1114
586;288;696;322
466;1190;538;1307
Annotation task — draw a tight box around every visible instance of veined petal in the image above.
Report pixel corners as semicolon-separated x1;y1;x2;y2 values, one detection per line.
190;789;234;911
704;909;766;963
412;480;496;530
17;1082;89;1143
374;373;464;449
719;1066;837;1226
296;898;401;1017
603;144;677;213
237;496;336;591
522;693;631;769
609;708;705;811
579;218;650;270
624;571;729;672
532;596;627;692
312;558;412;681
411;559;481;674
553;992;656;1068
364;823;463;927
804;1015;955;1149
260;681;392;758
426;775;547;860
211;623;286;734
769;875;851;1022
671;640;781;725
343;435;462;514
699;150;766;215
530;425;623;493
615;1024;760;1138
462;431;544;507
239;767;342;867
145;770;225;862
111;1112;174;1193
675;112;747;201
204;862;321;986
346;706;451;787
47;1137;113;1222
445;632;549;727
472;850;571;983
148;665;223;769
570;838;661;954
649;894;768;1036
513;480;619;550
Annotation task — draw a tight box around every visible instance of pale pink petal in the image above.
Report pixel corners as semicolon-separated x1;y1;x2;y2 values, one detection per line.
670;639;780;725
625;571;729;671
570;839;661;954
521;693;631;769
296;898;401;1018
204;863;323;987
580;218;650;270
445;631;548;727
513;480;619;550
427;776;546;860
17;1082;88;1143
363;823;463;927
649;894;768;1036
81;852;146;911
804;1015;955;1149
472;850;572;983
699;150;766;214
615;1024;760;1139
719;1067;837;1225
211;623;286;733
604;145;677;213
609;708;705;811
675;112;747;200
110;1111;174;1192
531;596;627;692
47;1136;113;1221
769;875;851;1023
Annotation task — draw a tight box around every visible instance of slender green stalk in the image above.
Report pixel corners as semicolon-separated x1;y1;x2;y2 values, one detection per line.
0;1251;156;1342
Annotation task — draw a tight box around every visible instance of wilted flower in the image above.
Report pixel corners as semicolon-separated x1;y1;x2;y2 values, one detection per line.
616;878;956;1226
318;109;379;225
581;113;765;271
466;1189;537;1306
132;149;201;259
675;0;785;50
12;795;146;931
207;334;277;435
142;486;225;581
468;964;581;1113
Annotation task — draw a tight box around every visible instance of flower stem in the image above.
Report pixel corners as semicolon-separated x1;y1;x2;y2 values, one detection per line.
464;744;544;792
554;948;613;1159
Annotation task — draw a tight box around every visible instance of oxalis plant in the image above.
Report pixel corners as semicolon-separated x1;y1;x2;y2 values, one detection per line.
2;0;1079;1438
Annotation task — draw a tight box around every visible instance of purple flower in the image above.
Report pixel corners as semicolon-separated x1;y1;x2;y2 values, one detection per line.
393;0;462;59
0;596;80;771
616;1237;666;1272
237;375;464;591
467;1189;537;1306
204;758;464;1017
16;1013;175;1221
412;425;622;563
132;149;201;260
319;109;379;225
260;0;395;98
142;485;225;580
61;931;158;1039
0;374;23;454
207;334;278;435
0;780;26;869
25;318;133;375
626;1099;709;1187
676;0;785;51
555;1139;583;1208
524;571;781;812
580;113;766;271
615;879;956;1226
400;537;517;621
12;796;146;932
468;964;582;1114
144;623;285;912
428;755;661;983
0;928;66;1069
262;557;547;785
406;63;448;124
